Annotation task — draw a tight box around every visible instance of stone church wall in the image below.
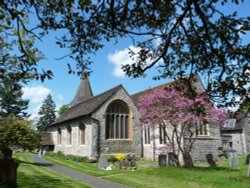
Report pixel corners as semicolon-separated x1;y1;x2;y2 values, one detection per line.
141;122;222;162
48;118;95;158
92;88;142;157
191;123;222;161
243;116;250;153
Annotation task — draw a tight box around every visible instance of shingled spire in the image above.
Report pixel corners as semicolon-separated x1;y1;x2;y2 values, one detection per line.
70;72;93;106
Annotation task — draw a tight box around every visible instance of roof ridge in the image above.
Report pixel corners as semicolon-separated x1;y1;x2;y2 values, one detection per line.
73;84;123;106
51;84;124;125
130;74;202;97
130;80;174;97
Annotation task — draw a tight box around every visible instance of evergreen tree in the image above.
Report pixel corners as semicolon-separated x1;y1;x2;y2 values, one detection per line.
36;94;56;132
0;79;29;119
58;104;69;116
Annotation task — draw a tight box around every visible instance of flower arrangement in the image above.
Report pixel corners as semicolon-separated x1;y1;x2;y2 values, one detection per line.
115;153;126;161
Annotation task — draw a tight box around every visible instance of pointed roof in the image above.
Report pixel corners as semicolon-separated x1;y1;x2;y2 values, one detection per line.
51;85;124;125
70;72;93;106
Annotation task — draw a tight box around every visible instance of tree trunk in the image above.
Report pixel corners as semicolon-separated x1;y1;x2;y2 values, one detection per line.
0;148;18;188
182;151;194;168
0;148;13;159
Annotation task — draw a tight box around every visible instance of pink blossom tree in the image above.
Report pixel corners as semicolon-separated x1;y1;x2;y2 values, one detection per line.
139;88;226;168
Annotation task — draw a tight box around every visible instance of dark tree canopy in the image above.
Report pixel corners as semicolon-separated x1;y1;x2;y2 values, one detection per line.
0;0;249;107
0;116;40;152
36;94;56;132
0;78;29;119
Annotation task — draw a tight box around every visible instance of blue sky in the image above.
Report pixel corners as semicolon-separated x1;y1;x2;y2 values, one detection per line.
21;2;250;119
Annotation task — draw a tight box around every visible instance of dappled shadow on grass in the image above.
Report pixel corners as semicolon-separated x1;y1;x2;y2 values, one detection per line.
190;166;236;172
158;165;239;173
229;176;250;183
16;159;54;167
17;171;71;188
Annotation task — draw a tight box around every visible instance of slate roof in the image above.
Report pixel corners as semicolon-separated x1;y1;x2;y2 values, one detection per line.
130;81;173;107
221;112;248;131
70;72;93;106
131;74;205;106
51;84;123;125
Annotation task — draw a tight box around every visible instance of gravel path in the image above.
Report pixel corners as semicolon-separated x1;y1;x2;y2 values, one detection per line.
32;154;131;188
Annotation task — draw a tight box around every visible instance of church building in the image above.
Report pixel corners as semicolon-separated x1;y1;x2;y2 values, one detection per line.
47;74;222;161
48;73;142;159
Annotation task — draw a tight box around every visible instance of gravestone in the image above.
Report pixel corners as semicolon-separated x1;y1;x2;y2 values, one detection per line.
126;154;132;161
168;153;179;166
228;149;237;169
124;158;129;167
98;155;108;170
119;159;129;170
130;155;137;170
158;155;167;167
206;153;216;167
245;153;250;165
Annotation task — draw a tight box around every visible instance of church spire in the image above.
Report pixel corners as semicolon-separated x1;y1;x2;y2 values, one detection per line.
70;72;93;106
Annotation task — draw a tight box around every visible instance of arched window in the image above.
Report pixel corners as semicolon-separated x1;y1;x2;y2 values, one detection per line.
196;121;210;136
105;100;130;139
159;123;166;144
79;124;86;145
67;126;72;145
57;128;62;145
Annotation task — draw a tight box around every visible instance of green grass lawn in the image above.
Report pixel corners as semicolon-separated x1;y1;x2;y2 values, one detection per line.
13;153;93;188
45;155;250;188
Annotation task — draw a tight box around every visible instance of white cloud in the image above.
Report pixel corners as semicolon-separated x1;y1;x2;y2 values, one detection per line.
107;46;141;78
22;86;51;103
57;94;64;101
29;104;42;120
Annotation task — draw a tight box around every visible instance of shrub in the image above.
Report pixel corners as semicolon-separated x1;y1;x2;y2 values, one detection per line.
46;152;92;163
108;155;118;163
56;151;65;159
78;156;88;162
45;151;65;159
86;158;98;163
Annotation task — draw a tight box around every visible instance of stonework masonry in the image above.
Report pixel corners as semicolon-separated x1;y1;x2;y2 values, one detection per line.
92;88;142;158
243;117;250;153
48;118;95;158
191;123;222;161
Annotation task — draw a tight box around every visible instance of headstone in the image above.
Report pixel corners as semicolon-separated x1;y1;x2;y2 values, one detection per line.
158;155;167;167
206;153;216;167
168;153;179;166
124;159;129;168
245;153;250;165
130;159;137;170
228;149;237;169
119;159;128;170
98;155;108;170
126;154;132;161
